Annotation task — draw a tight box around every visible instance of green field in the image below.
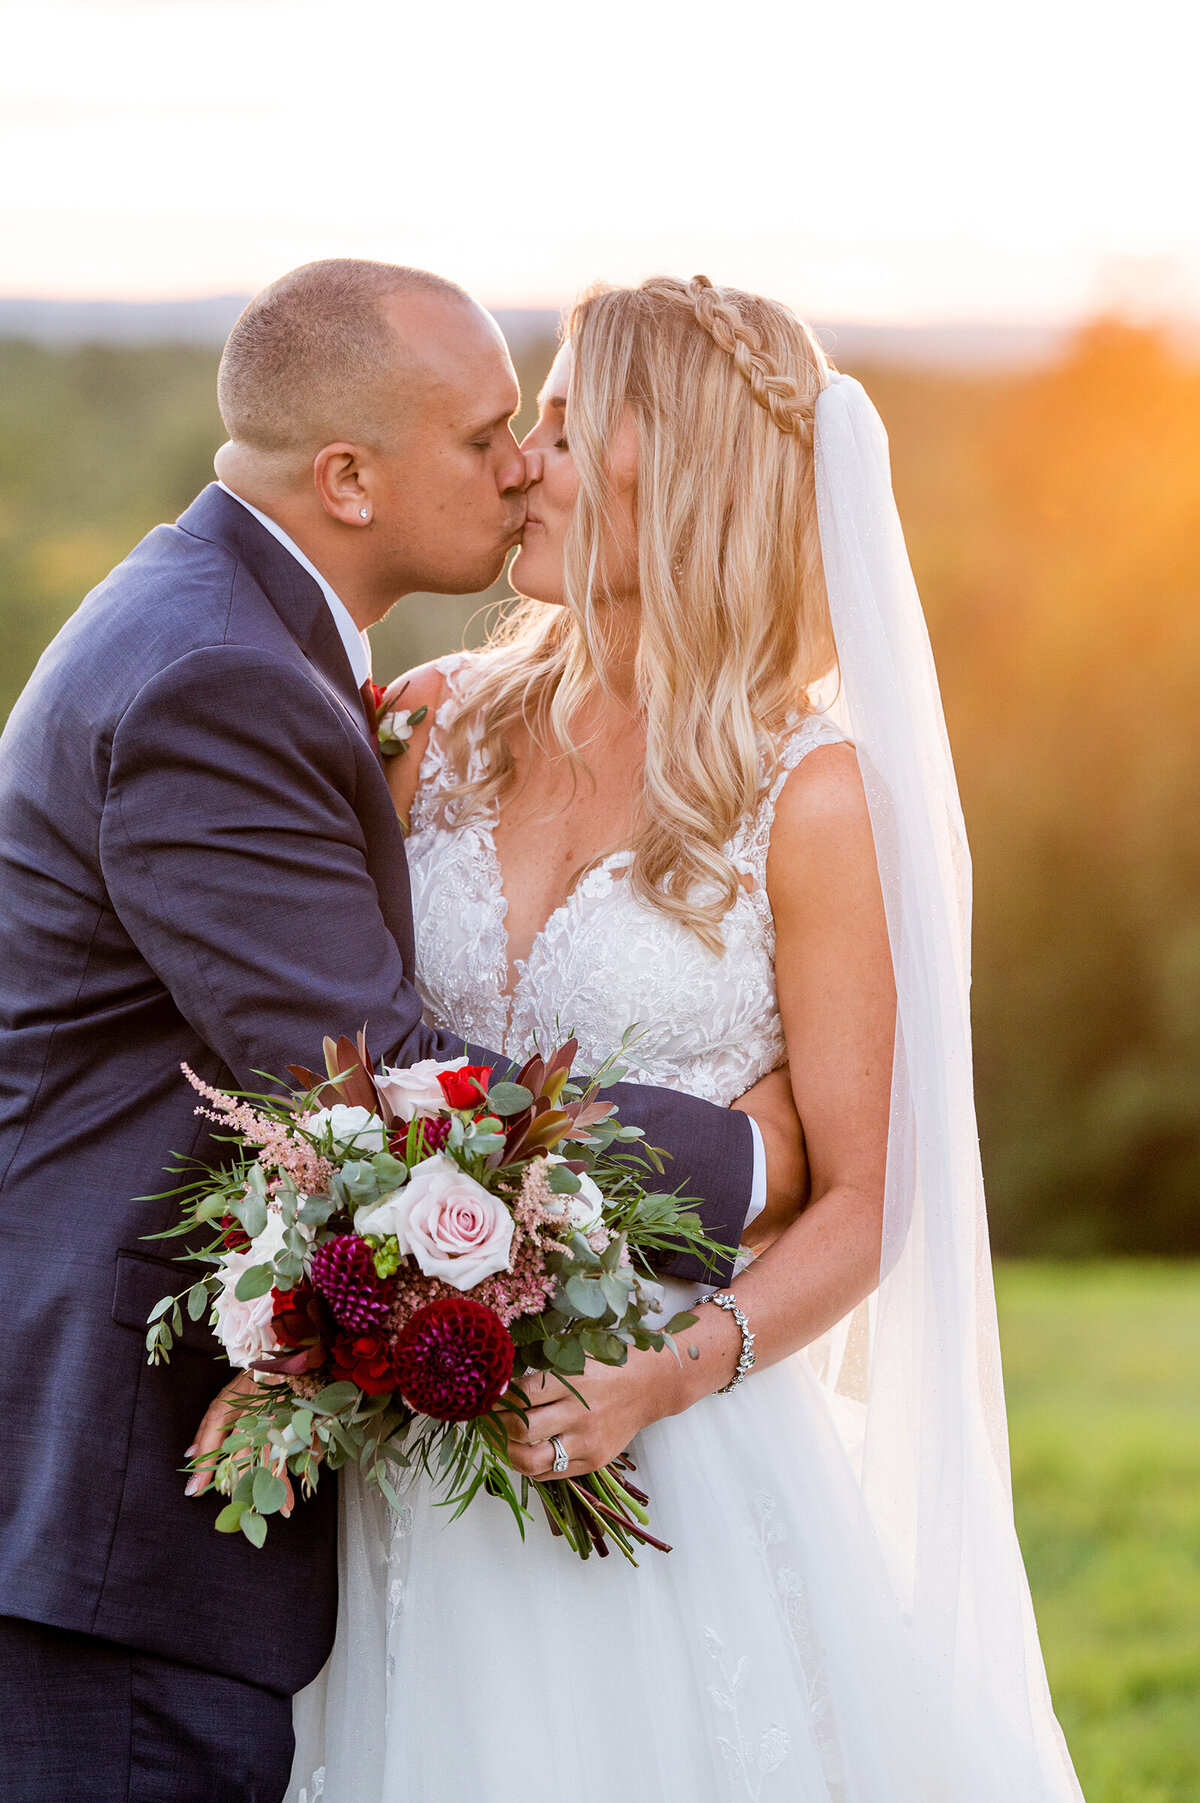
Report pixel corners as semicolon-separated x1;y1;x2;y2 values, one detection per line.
999;1262;1200;1802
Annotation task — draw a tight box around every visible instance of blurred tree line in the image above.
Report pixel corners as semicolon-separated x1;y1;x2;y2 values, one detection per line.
0;322;1196;1253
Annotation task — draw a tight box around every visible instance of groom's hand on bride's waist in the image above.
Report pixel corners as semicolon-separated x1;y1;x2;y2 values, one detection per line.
730;1067;809;1250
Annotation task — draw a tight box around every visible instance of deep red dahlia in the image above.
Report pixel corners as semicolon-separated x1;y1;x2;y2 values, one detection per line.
392;1297;514;1423
330;1329;401;1396
310;1233;396;1331
436;1064;493;1111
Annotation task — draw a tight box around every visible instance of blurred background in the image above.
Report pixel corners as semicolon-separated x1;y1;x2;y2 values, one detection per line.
2;0;1197;1794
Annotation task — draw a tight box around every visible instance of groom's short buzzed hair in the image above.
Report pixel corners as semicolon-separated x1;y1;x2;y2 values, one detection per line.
218;258;471;456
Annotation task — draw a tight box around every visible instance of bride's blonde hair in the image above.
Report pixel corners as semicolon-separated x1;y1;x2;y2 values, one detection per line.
443;274;836;953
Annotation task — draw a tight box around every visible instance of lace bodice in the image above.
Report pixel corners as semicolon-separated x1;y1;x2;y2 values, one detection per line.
407;653;846;1105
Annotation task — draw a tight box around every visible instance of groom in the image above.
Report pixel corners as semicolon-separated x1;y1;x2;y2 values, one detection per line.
0;259;801;1801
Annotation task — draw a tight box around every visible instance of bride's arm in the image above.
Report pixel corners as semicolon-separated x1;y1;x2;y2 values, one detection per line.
378;663;446;827
504;742;895;1476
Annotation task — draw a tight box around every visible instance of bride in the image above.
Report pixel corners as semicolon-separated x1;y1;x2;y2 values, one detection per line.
287;276;1085;1801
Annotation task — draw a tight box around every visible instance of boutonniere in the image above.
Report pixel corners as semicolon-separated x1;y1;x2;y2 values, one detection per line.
367;679;428;760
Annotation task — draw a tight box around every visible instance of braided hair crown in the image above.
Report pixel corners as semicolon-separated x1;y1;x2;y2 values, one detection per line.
684;274;814;439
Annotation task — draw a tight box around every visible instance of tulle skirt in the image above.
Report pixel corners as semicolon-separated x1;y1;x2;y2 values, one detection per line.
287;1321;960;1803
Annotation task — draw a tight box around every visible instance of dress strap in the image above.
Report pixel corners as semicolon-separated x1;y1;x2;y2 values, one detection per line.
410;651;489;834
734;713;849;893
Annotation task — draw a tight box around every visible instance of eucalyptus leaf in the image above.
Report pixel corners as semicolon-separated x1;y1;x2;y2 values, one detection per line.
232;1469;257;1507
599;1272;633;1315
240;1509;267;1548
547;1164;581;1194
664;1310;700;1335
370;1153;408;1186
298;1194;337;1228
186;1282;209;1322
310;1381;359;1415
146;1294;175;1323
233;1263;273;1302
194;1193;229;1223
291;1409;313;1441
544;1335;587;1376
564;1275;608;1319
214;1502;246;1533
485;1081;534;1117
252;1468;288;1516
234;1191;268;1240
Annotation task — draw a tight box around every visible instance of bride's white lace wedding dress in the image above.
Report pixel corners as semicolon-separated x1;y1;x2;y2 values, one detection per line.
287;652;949;1803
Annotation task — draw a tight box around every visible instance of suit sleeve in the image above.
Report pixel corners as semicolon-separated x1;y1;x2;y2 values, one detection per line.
100;645;750;1283
100;645;471;1088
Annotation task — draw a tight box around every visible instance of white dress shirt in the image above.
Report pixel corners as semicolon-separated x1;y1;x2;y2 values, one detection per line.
216;483;765;1233
217;482;372;688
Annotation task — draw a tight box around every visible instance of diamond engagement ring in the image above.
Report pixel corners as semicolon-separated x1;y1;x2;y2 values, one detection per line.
549;1434;569;1474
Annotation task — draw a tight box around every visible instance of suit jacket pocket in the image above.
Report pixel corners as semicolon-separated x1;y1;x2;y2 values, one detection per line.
112;1248;221;1358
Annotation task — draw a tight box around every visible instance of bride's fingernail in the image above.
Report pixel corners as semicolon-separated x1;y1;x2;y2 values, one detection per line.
184;1475;202;1496
184;1443;198;1457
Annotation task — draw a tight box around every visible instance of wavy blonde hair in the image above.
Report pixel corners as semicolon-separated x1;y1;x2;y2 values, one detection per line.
442;274;836;954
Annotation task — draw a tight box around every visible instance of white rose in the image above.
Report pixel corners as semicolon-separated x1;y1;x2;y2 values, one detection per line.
375;1057;470;1122
361;1153;514;1290
540;1154;606;1232
302;1103;387;1155
212;1249;279;1369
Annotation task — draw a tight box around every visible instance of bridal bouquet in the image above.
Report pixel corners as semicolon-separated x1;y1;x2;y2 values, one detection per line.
146;1035;721;1562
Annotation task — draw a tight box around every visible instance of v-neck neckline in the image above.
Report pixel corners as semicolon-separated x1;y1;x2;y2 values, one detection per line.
485;828;634;1008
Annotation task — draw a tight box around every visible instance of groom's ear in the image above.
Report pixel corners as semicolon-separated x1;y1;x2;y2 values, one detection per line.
313;443;374;529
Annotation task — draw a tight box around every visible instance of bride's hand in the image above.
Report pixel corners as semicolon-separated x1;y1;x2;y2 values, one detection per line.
184;1370;294;1517
502;1314;742;1480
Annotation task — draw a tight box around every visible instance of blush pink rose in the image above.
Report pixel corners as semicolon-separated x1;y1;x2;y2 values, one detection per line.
212;1251;280;1368
365;1154;514;1290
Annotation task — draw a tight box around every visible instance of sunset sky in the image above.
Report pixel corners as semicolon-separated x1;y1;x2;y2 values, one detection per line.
2;0;1197;323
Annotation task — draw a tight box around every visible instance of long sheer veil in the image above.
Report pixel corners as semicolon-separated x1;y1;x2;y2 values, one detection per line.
813;373;1084;1798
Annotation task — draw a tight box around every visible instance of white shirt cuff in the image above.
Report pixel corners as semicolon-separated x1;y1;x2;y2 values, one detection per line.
745;1117;767;1231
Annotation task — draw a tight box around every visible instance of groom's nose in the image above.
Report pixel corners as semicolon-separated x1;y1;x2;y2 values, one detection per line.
497;431;530;497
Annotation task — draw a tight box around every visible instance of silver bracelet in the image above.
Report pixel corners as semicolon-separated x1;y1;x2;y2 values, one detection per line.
700;1289;756;1393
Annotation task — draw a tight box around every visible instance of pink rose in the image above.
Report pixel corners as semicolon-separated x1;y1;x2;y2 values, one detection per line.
375;1058;472;1123
362;1154;514;1290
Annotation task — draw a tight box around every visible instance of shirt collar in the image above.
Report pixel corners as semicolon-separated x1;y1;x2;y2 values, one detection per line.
217;482;372;688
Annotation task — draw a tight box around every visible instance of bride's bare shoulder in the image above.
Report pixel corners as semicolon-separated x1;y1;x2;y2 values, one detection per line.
380;660;451;826
765;739;877;921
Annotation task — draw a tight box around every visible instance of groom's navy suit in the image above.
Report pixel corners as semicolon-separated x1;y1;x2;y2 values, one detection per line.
0;485;754;1799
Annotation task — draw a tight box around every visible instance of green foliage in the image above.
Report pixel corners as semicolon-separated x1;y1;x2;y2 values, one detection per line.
3;323;1197;1250
998;1261;1200;1802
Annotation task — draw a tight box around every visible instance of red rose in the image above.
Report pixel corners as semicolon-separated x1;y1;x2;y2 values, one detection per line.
219;1212;252;1253
331;1330;401;1396
250;1281;335;1378
436;1064;493;1111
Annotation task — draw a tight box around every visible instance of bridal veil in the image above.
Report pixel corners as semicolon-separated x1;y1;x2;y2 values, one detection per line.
812;372;1083;1798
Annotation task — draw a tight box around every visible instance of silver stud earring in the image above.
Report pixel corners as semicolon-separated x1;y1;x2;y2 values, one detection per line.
359;507;369;520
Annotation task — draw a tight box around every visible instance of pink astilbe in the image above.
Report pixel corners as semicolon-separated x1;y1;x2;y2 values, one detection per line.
181;1064;334;1194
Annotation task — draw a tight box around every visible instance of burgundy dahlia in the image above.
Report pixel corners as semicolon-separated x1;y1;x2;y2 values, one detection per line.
310;1233;396;1331
392;1297;514;1423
